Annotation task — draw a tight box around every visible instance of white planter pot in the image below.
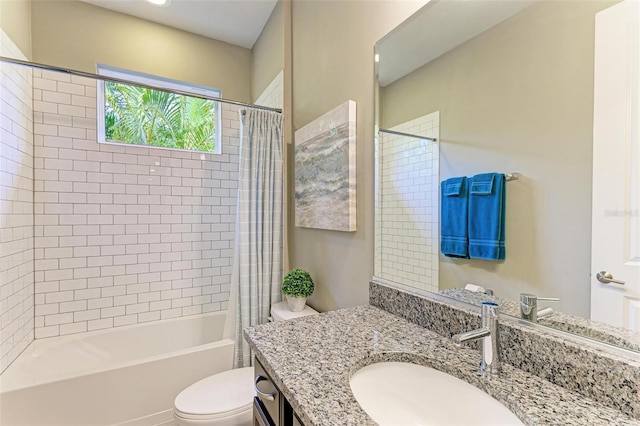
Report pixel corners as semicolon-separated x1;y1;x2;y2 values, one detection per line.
286;295;306;312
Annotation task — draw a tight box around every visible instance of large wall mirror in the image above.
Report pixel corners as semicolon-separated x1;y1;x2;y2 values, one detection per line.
374;0;640;353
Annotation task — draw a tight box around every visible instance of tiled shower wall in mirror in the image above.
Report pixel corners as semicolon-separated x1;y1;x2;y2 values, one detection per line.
375;112;439;292
0;31;35;373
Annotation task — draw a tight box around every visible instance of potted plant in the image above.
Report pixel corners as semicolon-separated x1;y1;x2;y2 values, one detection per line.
281;269;315;312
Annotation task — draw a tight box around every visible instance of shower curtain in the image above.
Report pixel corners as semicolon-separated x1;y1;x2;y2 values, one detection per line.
232;108;284;368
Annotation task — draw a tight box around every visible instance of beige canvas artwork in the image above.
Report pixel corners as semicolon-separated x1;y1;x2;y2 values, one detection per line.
294;100;356;232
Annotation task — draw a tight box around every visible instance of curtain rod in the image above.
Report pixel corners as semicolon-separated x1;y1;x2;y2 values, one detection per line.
378;128;437;142
378;128;520;181
0;56;283;114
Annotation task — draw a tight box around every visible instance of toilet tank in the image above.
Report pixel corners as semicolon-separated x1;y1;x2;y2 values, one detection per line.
270;302;318;322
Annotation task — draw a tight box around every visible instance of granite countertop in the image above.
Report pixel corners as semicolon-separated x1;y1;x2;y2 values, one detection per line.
244;305;639;426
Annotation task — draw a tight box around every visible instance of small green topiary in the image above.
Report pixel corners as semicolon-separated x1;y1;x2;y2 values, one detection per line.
282;269;315;298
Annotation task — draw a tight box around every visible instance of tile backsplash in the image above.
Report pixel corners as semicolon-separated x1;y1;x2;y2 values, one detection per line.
0;31;34;373
32;70;241;337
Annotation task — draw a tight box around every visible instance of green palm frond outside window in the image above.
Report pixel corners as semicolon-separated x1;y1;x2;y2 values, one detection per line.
104;82;216;153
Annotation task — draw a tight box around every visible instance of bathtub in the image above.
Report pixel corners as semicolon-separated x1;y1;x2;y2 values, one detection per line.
0;312;234;426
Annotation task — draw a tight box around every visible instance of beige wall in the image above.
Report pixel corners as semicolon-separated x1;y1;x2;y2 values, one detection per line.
0;0;31;58
291;0;426;312
252;0;284;103
31;0;252;102
381;1;615;317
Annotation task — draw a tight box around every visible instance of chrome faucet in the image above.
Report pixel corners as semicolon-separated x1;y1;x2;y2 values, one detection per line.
452;302;500;377
519;293;559;322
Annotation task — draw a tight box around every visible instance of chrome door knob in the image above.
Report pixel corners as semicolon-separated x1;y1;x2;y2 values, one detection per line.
596;271;625;285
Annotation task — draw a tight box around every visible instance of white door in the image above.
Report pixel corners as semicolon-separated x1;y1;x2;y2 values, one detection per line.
591;0;640;330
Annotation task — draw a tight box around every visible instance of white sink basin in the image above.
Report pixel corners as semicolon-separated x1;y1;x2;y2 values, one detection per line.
350;362;524;426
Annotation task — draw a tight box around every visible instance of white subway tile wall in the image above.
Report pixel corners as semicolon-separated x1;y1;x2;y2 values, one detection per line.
375;112;440;292
0;31;35;373
32;72;241;337
254;70;284;109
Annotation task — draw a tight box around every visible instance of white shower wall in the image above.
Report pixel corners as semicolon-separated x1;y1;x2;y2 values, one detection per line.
32;70;241;338
0;31;34;373
375;112;439;292
254;70;283;109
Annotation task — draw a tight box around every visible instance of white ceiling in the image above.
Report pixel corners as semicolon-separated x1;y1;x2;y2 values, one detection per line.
80;0;278;49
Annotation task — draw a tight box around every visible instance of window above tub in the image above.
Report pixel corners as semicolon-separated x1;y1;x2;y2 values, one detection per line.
97;65;222;154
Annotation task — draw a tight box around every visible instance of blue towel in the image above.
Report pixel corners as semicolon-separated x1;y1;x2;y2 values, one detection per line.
468;173;506;260
440;177;469;258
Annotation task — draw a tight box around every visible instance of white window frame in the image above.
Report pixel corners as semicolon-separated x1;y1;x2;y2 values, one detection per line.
97;64;222;155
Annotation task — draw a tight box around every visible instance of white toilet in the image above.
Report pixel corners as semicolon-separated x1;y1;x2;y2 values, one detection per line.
173;302;318;425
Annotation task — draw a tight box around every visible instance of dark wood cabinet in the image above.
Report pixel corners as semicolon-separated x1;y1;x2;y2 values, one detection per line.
253;357;304;426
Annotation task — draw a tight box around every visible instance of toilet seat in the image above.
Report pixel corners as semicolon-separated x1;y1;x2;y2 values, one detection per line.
174;306;319;425
174;402;252;421
174;367;255;420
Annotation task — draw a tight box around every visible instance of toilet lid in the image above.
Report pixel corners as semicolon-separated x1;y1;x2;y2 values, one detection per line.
271;301;318;322
174;367;255;418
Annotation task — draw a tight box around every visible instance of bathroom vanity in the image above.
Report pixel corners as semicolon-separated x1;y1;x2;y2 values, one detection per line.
253;356;303;426
245;284;640;425
247;1;640;423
